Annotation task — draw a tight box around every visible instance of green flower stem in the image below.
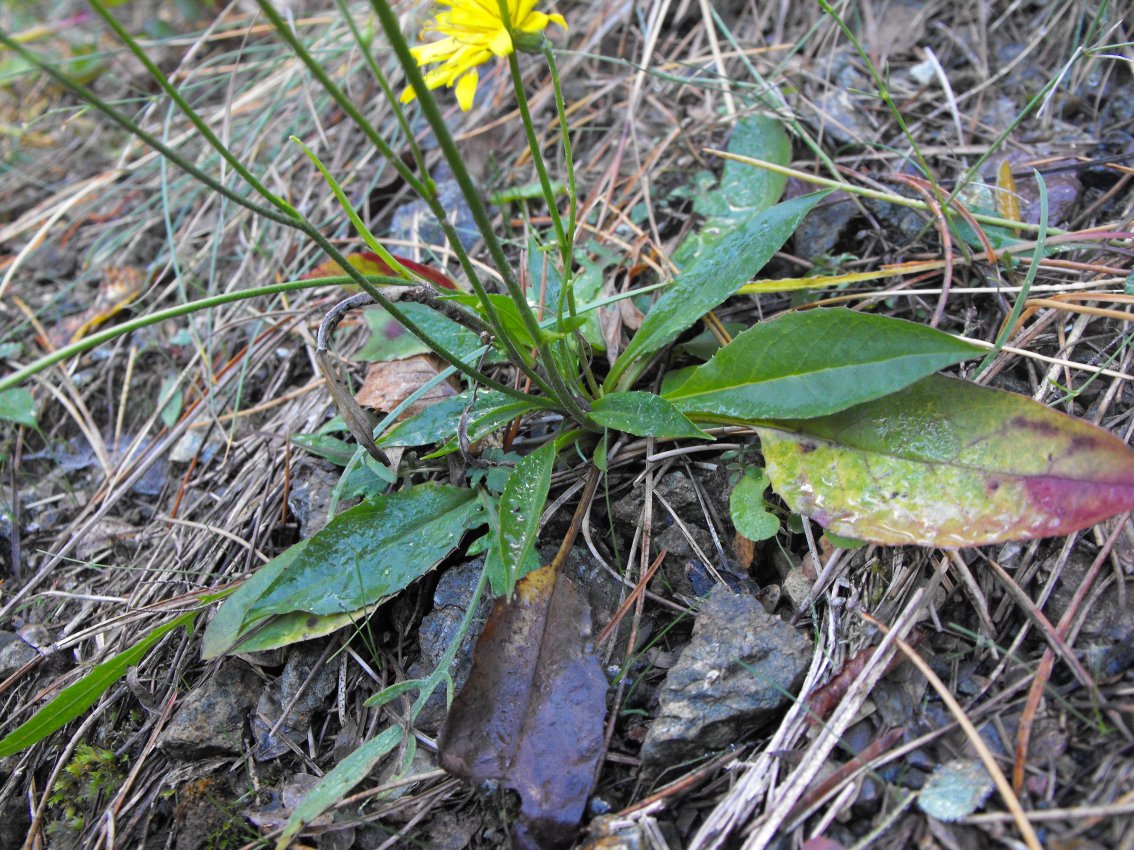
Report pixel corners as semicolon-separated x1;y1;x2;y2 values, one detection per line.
4;275;672;396
2;269;551;408
0;31;295;228
335;0;427;177
87;0;301;222
260;0;555;399
368;0;593;425
298;225;551;405
544;41;577;279
252;0;428;203
1;276;369;393
40;4;549;406
506;50;568;270
817;0;941;207
293;137;417;282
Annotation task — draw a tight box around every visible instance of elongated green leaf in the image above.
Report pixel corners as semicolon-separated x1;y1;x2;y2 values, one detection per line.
759;374;1134;546
276;725;404;848
378;390;533;449
0;387;36;428
357;301;480;362
202;540;308;659
290;433;359;466
672;115;792;267
0;611;197;757
485;541;542;599
495;442;556;598
588;391;710;440
666;309;981;421
607;190;831;388
240;484;484;625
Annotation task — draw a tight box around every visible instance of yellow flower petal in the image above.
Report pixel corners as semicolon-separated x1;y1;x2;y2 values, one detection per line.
455;68;480;111
487;27;513;57
404;0;567;110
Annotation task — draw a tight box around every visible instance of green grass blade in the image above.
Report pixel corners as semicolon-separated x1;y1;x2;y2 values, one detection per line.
0;611;198;758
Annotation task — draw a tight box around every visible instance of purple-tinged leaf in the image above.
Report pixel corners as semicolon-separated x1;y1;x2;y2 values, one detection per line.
759;375;1134;547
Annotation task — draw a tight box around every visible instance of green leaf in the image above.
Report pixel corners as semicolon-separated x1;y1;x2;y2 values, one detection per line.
672;115;792;267
339;457;397;500
567;242;617;351
158;376;182;429
445;292;539;351
203;541;309;659
919;759;994;821
276;725;404;848
607;190;832;388
659;365;697;396
758;374;1134;546
495;442;556;598
0;387;36;428
357;302;481;362
675;324;748;361
489;179;566;205
588;391;710;440
485;535;543;598
378;391;533;449
823;531;865;549
666;309;981;421
239;484;484;626
730;467;779;541
0;611;198;757
226;609;376;655
291;433;359;466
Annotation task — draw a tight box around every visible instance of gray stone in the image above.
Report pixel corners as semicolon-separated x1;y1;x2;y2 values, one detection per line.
253;643;338;760
640;585;812;772
407;558;492;732
555;546;654;651
0;634;39;677
611;471;707;530
286;460;341;539
161;661;260;757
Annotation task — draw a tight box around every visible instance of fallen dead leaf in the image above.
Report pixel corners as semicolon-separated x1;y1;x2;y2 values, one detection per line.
439;564;608;850
354;354;460;419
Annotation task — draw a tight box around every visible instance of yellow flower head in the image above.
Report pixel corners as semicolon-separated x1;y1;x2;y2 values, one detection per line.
401;0;567;112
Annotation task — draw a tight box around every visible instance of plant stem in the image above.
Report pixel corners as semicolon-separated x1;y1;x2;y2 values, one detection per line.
262;0;556;398
506;51;568;269
2;277;352;392
335;0;427;175
298;224;553;404
543;42;577;266
88;0;301;221
368;0;593;424
0;32;295;228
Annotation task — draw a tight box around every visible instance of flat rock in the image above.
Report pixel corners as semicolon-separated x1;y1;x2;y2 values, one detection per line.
407;557;492;732
253;643;338;760
0;634;39;677
160;661;260;758
640;585;812;772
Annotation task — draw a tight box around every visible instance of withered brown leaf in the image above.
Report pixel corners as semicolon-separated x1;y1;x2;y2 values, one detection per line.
439;564;608;850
